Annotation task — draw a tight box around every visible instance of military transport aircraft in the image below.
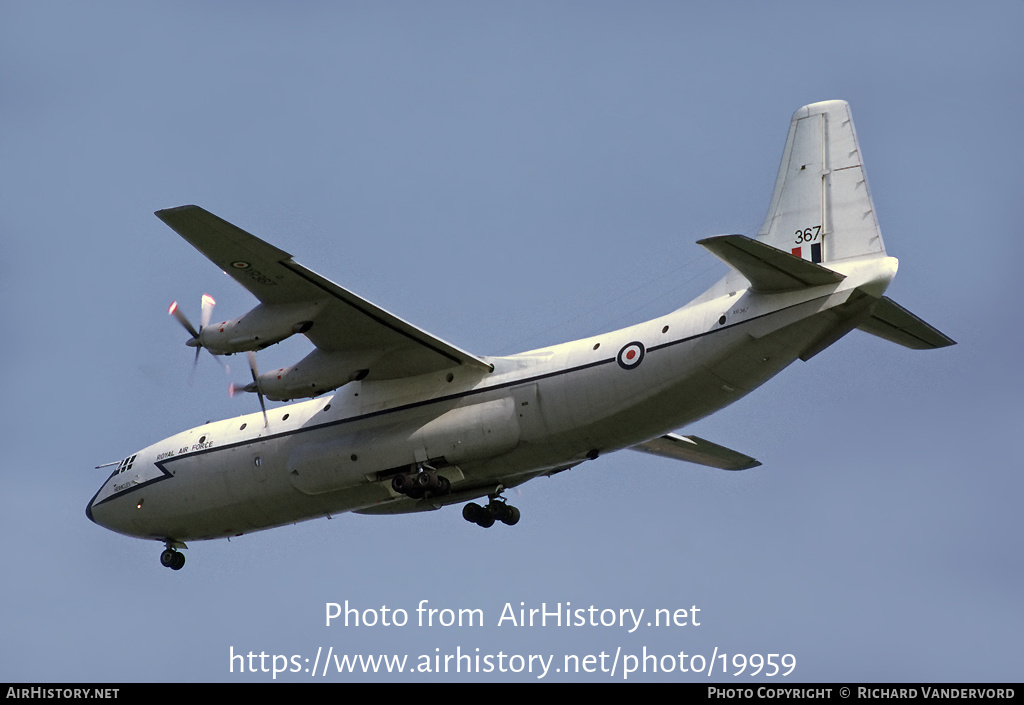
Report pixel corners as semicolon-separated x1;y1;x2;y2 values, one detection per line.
87;101;954;570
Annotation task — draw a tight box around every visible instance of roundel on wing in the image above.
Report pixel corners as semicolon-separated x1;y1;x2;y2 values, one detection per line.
617;341;646;370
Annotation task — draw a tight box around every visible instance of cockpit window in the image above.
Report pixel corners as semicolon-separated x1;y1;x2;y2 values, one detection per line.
117;455;137;474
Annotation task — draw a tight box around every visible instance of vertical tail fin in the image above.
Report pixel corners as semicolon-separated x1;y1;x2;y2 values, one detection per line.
758;100;885;264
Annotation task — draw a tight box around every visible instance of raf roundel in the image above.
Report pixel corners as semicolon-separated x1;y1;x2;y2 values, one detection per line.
617;341;646;370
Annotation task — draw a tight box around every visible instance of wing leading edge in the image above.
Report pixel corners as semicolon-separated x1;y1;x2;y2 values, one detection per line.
155;205;493;380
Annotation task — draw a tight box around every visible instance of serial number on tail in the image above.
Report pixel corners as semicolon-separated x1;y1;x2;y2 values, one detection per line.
794;226;822;244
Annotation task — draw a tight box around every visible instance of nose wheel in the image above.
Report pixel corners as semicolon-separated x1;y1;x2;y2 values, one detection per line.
159;540;187;570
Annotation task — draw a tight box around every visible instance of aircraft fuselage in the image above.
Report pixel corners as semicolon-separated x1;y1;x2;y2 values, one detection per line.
87;254;894;542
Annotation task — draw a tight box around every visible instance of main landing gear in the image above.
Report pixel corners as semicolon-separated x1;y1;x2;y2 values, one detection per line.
159;540;186;571
462;496;520;528
391;466;451;499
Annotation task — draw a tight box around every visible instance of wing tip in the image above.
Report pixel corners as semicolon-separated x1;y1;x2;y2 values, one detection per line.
155;204;200;218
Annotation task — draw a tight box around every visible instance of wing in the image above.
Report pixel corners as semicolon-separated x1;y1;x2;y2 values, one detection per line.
155;205;492;380
629;433;761;471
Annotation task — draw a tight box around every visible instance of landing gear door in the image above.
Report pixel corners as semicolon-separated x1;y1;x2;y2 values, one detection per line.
511;383;546;440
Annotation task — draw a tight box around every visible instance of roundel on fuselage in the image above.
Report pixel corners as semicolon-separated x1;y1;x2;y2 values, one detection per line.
617;341;645;370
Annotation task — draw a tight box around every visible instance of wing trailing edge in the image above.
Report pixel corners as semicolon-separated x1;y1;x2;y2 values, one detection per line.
629;433;761;471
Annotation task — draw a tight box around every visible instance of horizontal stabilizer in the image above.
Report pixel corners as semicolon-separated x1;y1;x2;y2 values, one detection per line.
698;234;845;293
858;296;956;350
629;433;761;471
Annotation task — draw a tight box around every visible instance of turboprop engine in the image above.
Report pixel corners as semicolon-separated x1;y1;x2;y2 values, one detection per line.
171;300;321;356
245;348;371;401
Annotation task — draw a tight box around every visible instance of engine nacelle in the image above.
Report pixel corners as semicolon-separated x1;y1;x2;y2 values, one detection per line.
254;348;374;401
197;302;320;355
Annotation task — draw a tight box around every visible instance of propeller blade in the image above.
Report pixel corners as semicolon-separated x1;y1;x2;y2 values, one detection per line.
200;294;216;331
168;301;199;339
171;297;225;383
189;346;201;385
207;347;227;371
247;351;269;428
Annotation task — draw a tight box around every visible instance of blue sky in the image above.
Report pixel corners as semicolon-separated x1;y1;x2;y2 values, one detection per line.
2;1;1021;682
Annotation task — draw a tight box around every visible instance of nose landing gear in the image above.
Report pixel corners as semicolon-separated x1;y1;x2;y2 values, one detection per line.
159;540;187;570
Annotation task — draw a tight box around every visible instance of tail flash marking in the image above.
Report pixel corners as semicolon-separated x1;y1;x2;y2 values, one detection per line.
811;242;822;264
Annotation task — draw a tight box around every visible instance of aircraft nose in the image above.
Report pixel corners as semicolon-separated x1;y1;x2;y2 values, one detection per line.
86;492;108;528
86;487;122;532
86;480;151;538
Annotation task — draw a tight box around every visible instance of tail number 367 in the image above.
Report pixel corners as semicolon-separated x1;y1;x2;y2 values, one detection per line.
794;226;822;244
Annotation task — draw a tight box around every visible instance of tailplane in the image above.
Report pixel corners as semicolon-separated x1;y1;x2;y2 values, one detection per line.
858;296;955;349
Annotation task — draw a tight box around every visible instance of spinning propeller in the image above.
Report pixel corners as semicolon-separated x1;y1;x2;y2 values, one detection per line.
168;294;225;378
170;295;268;426
229;351;269;427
